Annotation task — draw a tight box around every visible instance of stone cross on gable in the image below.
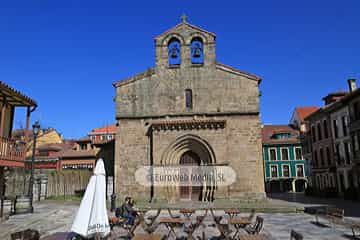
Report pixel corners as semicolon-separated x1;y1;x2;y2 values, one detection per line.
181;14;187;23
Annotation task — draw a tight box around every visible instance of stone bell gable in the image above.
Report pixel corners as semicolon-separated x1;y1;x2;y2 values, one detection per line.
153;21;216;69
113;19;262;119
113;18;265;202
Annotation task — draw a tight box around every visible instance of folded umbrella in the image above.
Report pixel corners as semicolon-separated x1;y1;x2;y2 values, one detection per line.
71;159;110;239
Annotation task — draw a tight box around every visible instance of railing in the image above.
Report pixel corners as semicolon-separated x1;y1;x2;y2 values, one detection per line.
0;137;26;162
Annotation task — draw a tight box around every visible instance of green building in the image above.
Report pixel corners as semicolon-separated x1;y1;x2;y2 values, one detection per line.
262;125;308;193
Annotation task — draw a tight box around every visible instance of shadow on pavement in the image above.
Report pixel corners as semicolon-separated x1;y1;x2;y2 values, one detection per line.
268;192;360;218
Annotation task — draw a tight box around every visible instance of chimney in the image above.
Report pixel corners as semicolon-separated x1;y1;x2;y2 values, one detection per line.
348;78;357;92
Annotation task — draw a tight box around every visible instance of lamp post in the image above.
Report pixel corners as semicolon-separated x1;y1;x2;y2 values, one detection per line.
28;121;40;213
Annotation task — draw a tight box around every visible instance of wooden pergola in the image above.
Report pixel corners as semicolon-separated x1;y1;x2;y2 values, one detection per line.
0;81;37;166
0;81;37;140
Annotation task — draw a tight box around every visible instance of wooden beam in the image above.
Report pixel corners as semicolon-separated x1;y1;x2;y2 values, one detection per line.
0;97;6;137
0;84;37;107
25;106;31;143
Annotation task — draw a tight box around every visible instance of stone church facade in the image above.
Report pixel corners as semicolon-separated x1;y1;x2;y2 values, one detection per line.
114;19;265;202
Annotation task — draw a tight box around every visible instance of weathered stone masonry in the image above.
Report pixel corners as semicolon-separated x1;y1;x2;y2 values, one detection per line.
114;20;265;202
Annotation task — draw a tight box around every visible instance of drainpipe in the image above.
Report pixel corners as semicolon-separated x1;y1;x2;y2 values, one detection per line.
146;124;154;202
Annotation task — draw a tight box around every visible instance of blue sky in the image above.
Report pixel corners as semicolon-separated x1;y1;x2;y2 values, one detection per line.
1;0;359;138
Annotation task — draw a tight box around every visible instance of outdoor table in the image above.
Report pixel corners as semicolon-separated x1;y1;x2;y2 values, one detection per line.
237;233;267;240
229;218;251;239
132;233;163;240
225;208;241;219
180;208;196;219
159;217;186;239
184;215;207;240
350;222;360;238
139;209;162;234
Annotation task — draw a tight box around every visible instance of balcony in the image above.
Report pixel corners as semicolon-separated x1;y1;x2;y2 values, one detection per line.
0;137;26;167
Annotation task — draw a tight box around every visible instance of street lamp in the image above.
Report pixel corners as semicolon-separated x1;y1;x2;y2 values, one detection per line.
28;121;40;213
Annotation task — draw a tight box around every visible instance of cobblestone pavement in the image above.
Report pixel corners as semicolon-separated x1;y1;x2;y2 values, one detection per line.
0;198;359;240
0;201;78;240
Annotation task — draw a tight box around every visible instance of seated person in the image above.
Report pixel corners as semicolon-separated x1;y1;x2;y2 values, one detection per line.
113;197;138;226
123;198;138;226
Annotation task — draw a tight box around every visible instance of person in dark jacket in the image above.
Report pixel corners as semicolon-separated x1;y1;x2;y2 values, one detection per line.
118;197;137;226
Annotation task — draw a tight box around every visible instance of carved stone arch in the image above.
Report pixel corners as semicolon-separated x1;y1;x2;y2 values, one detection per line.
187;32;208;45
162;33;186;46
160;134;216;166
159;134;217;201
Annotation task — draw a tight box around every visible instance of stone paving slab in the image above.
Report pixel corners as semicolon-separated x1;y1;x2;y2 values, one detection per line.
0;201;359;240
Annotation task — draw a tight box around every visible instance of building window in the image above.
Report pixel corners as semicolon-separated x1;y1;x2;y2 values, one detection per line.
341;116;348;136
283;165;290;177
317;123;322;141
107;135;113;140
185;89;193;109
313;150;318;167
295;147;302;160
354;101;360;120
345;142;351;165
335;144;341;165
333;119;339;138
323;119;329;138
190;37;204;64
311;126;316;142
320;148;325;166
354;134;359;152
270;165;278;178
281;148;289;160
80;144;87;150
269;148;277;161
296;165;304;177
352;135;357;155
326;147;331;166
168;37;181;65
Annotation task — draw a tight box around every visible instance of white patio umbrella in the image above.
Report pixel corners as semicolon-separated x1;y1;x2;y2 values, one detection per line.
71;159;110;239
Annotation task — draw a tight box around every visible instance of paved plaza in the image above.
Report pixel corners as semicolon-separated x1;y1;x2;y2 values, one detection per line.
0;194;359;240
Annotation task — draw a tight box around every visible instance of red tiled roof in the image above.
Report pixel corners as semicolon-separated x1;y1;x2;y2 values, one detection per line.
37;143;74;151
91;124;116;133
61;149;97;158
295;106;320;122
262;125;300;145
76;136;91;142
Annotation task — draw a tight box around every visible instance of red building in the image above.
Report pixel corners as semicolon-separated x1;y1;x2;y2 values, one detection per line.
88;124;116;144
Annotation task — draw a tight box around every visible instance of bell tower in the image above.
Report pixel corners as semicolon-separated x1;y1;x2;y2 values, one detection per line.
154;16;216;70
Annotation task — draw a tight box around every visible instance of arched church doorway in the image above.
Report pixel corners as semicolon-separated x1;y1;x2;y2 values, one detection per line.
179;151;202;200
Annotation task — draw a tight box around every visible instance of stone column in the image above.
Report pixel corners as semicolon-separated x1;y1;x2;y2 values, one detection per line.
292;180;296;192
39;177;48;201
0;167;4;198
279;180;284;192
344;170;349;190
107;177;114;200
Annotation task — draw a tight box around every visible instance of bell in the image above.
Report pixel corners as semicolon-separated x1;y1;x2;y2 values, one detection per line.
170;46;178;59
192;43;202;58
